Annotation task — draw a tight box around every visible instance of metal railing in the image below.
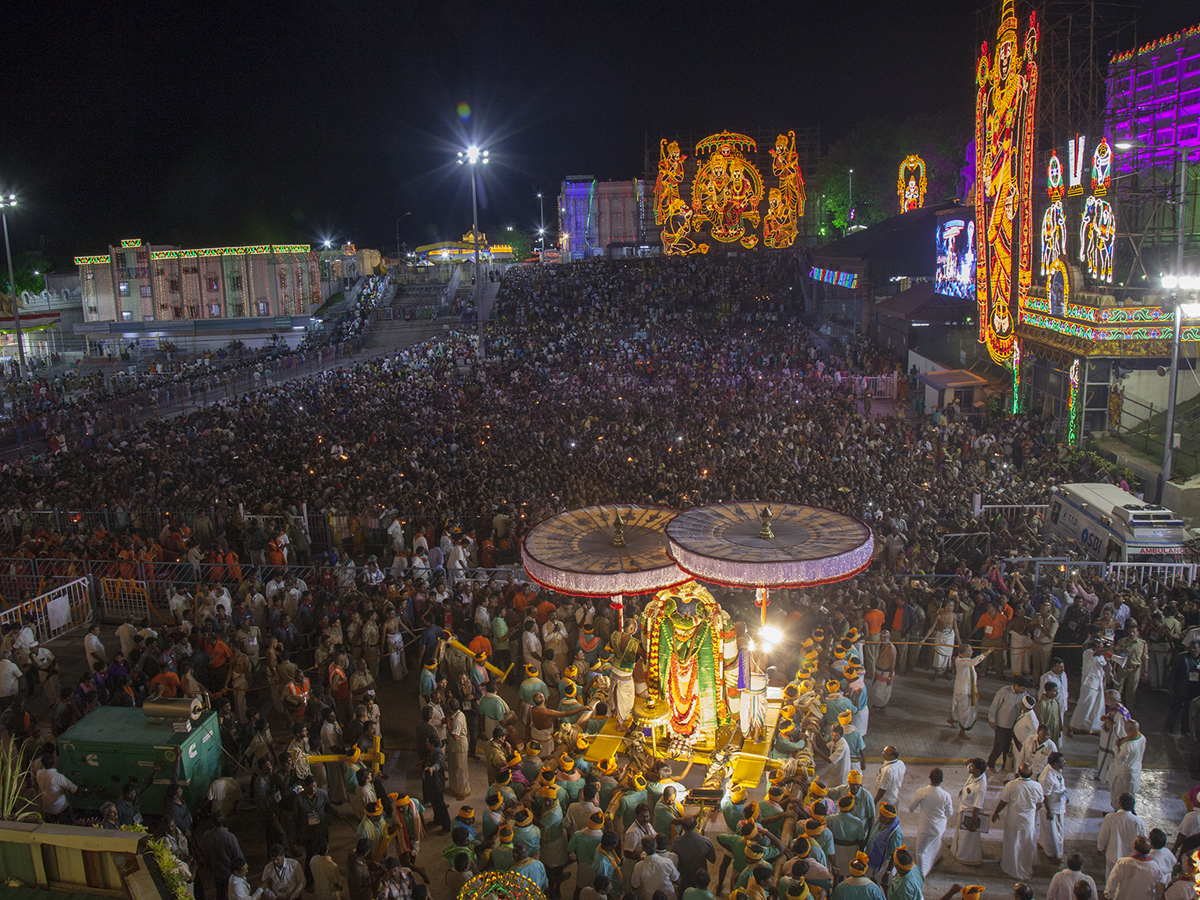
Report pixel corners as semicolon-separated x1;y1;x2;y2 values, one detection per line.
0;576;92;643
853;373;898;400
997;555;1190;588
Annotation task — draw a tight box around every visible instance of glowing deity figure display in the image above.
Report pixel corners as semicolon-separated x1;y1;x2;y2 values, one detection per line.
1040;151;1067;275
974;0;1039;365
1080;196;1115;283
655;140;687;225
690;132;763;249
765;131;802;248
898;155;927;213
640;580;735;739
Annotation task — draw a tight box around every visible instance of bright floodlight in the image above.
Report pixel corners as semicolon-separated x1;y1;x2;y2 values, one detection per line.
1180;277;1200;292
1163;276;1179;289
466;145;480;163
1180;303;1200;317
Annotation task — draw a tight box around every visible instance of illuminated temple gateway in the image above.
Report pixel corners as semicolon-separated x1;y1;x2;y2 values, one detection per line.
1008;22;1200;448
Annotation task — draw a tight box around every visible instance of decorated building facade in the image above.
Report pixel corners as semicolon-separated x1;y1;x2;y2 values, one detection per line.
76;239;322;324
557;178;645;259
1008;21;1200;442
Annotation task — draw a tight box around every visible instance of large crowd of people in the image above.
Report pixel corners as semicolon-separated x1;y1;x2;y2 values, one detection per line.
0;255;1198;900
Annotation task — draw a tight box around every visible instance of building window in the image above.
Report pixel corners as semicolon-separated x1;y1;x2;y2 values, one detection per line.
118;282;129;297
208;303;221;317
257;301;269;316
227;274;243;291
140;285;152;298
169;278;180;293
207;277;219;292
121;309;132;321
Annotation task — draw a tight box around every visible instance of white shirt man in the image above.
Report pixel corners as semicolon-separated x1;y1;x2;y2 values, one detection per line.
826;732;851;788
386;517;405;552
36;763;77;817
83;628;107;669
631;845;680;900
115;618;137;657
0;657;21;700
1109;728;1146;810
1105;842;1163;900
1047;863;1097;900
522;628;544;677
169;588;193;624
875;755;907;806
261;852;304;900
1148;844;1176;886
1098;804;1147;882
1040;664;1070;721
995;769;1045;880
908;771;954;876
12;622;37;667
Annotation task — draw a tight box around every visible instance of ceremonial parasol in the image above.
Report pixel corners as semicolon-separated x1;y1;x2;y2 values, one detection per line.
521;504;688;624
666;501;875;624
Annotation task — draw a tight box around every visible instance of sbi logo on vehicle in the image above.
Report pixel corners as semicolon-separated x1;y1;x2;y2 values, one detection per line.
1079;528;1103;554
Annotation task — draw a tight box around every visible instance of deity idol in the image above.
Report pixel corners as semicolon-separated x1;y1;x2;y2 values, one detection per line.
640;581;736;738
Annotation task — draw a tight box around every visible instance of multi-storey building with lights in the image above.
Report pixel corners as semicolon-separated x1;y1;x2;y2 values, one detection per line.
76;239;322;324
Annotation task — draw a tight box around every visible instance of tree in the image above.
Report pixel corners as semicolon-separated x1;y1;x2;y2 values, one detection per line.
811;112;972;235
504;229;532;262
2;251;52;296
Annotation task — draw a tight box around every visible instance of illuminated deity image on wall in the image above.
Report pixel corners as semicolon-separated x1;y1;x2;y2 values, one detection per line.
655;140;687;226
765;131;803;249
1040;151;1067;274
1047;255;1071;316
898;155;927;213
1080;195;1115;283
690;131;764;249
1091;138;1112;196
936;217;976;299
975;0;1040;365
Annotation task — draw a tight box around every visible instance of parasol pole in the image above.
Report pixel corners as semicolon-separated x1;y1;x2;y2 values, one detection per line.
758;586;769;626
611;510;627;628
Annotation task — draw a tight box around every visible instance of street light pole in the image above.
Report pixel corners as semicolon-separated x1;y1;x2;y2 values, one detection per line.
457;146;489;361
0;195;25;379
396;211;411;270
1159;283;1200;503
538;192;545;253
848;169;854;233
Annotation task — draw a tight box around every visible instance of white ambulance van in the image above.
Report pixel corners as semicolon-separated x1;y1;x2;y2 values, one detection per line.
1046;482;1186;563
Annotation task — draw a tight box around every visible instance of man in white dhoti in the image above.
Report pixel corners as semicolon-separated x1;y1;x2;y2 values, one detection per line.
1105;836;1162;900
1108;721;1145;812
1069;639;1108;736
1098;794;1147;883
1011;695;1039;773
1039;751;1067;862
952;758;988;866
824;724;852;789
1096;692;1130;786
907;767;954;876
951;645;993;738
990;763;1045;880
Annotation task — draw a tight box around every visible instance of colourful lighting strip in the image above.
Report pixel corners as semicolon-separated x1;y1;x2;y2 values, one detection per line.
810;267;858;289
1111;22;1200;62
1020;310;1200;342
1068;358;1081;444
120;239;142;248
1022;296;1172;324
149;245;311;260
74;255;111;265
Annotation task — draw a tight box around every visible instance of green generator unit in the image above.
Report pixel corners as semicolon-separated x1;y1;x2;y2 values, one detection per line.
56;703;222;815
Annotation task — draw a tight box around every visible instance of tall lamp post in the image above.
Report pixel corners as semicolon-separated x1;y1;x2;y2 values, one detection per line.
1158;277;1200;502
457;145;489;360
0;194;24;378
395;211;411;269
847;169;854;233
537;192;545;254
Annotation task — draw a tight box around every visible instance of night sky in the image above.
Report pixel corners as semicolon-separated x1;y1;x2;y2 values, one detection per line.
2;1;1195;266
